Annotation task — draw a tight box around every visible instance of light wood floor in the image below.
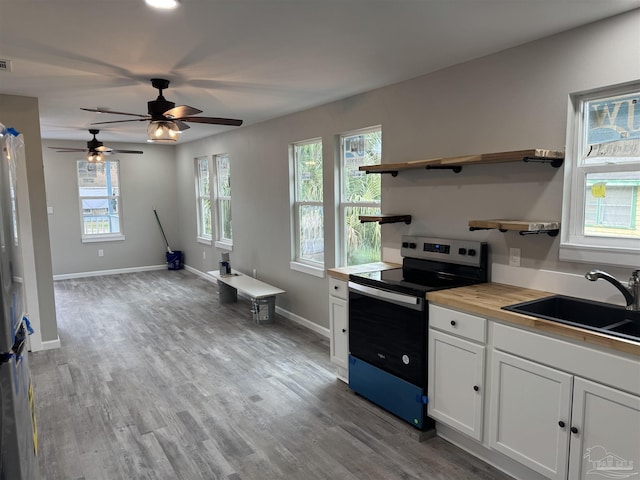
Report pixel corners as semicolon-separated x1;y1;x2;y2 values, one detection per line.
30;270;513;480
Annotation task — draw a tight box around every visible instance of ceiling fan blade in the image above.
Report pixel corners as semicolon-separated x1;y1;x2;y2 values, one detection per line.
90;118;148;125
81;108;149;118
110;149;144;154
174;120;190;131
48;147;86;152
164;105;202;118
177;116;243;127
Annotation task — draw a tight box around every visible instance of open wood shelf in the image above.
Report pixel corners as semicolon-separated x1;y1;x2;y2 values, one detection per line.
360;148;564;175
359;214;412;225
468;219;560;237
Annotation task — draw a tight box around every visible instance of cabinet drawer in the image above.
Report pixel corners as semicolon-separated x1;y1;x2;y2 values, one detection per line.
429;304;486;343
329;277;348;300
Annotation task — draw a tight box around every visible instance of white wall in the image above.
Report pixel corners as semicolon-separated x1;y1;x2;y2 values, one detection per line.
42;141;179;275
175;10;640;329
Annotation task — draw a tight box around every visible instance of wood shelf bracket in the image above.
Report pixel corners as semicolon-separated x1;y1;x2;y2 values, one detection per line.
522;156;564;168
359;215;412;225
425;165;463;173
365;170;398;177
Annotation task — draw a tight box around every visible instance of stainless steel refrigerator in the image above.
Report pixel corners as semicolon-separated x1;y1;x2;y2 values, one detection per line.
0;124;39;480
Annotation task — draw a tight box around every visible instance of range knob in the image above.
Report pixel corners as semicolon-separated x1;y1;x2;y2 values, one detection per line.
402;242;409;248
467;249;476;256
409;242;417;249
458;248;467;255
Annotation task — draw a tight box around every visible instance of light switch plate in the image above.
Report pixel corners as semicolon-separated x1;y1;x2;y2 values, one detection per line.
509;248;521;267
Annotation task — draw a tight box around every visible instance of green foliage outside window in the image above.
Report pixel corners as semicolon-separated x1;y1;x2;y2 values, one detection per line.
342;129;382;266
295;141;324;263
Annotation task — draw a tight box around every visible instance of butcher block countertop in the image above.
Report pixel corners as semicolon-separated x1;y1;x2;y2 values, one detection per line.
327;262;401;281
427;283;640;357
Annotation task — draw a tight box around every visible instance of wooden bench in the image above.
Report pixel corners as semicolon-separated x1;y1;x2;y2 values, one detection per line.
207;270;285;323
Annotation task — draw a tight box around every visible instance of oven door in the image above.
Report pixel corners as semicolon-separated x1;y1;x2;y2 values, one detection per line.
348;282;426;387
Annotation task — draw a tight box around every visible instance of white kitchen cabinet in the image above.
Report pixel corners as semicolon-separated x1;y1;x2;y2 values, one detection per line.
426;301;640;480
490;349;640;480
428;329;485;440
568;377;640;480
329;277;349;382
490;350;573;480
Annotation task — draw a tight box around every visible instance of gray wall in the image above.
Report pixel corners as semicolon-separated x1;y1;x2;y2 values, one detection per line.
175;10;640;329
42;141;179;275
0;94;58;348
40;11;639;333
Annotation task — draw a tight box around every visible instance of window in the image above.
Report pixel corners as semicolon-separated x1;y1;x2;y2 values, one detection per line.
340;127;382;266
215;154;233;246
291;139;324;274
560;82;640;266
195;156;212;242
77;160;124;242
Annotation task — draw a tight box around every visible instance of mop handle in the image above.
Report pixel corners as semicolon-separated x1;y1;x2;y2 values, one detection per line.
153;208;173;253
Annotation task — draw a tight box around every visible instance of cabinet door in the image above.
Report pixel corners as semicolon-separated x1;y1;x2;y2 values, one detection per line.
329;296;348;369
568;377;640;480
490;350;573;480
428;329;485;440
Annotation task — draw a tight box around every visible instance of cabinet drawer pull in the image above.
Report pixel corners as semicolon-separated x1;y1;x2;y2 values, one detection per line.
570;426;579;434
558;421;565;428
473;385;479;392
334;285;339;290
450;320;457;326
342;328;347;333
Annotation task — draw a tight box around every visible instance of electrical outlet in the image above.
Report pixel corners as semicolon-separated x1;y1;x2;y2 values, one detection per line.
203;251;206;259
253;268;257;278
98;249;104;257
509;248;521;267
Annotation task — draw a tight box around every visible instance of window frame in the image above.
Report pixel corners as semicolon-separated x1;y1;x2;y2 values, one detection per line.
195;156;212;245
214;153;233;250
339;125;382;267
560;81;640;266
77;159;125;243
289;138;324;277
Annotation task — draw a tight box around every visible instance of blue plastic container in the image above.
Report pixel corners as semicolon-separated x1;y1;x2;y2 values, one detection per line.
166;251;183;270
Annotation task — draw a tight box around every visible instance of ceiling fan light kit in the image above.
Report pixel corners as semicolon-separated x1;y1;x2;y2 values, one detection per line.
87;151;105;163
145;0;180;10
147;120;181;143
48;129;144;160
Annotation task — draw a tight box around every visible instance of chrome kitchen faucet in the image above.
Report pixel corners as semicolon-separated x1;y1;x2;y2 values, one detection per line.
585;269;640;311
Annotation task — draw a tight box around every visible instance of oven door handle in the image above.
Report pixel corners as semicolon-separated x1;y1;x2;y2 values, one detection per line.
348;282;423;309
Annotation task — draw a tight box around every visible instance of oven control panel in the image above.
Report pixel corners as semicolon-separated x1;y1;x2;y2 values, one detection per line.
400;235;487;267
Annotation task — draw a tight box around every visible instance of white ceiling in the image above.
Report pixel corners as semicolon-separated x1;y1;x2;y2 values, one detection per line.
1;0;639;145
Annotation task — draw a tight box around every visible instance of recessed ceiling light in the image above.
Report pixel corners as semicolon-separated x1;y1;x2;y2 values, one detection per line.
145;0;180;10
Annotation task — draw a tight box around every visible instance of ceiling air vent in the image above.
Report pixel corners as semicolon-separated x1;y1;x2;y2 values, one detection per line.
0;59;12;72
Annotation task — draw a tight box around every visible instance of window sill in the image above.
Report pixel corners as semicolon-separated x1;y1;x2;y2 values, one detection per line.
82;234;125;243
290;261;325;278
215;241;233;251
559;242;640;268
197;237;212;246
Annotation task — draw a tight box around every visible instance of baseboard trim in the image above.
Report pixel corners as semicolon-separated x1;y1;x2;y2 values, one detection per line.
36;337;61;351
275;305;330;338
53;264;167;280
191;265;329;338
184;264;214;280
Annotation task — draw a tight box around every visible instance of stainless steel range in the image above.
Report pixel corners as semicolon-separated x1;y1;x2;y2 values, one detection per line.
348;235;488;430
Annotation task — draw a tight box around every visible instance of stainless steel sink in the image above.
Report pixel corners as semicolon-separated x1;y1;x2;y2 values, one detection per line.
502;295;640;342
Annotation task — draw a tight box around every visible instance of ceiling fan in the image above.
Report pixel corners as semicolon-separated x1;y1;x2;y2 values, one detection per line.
81;78;243;143
48;129;143;162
